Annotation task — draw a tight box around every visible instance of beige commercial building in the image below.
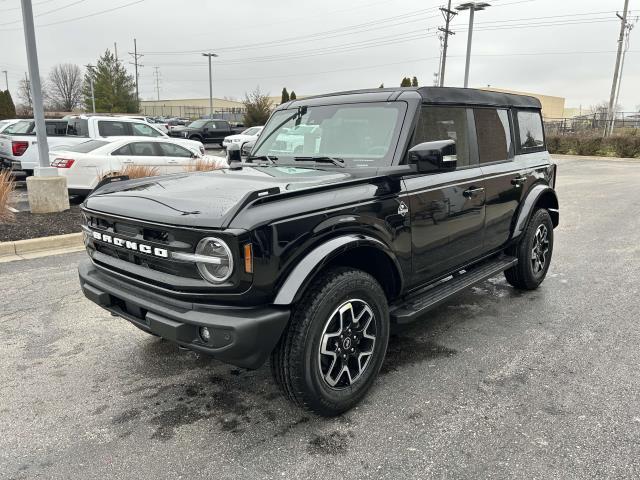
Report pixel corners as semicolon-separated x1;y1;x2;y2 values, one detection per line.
140;98;246;118
480;87;566;120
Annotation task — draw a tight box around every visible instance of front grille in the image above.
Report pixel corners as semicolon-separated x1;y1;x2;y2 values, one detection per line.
84;212;204;281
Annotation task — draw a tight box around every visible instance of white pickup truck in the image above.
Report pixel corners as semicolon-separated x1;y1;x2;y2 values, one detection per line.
0;115;204;174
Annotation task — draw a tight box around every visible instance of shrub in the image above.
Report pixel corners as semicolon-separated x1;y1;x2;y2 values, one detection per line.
546;134;640;158
185;158;226;172
0;169;16;223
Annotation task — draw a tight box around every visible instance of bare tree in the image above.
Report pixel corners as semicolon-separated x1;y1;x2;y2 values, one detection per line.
243;87;272;127
48;64;83;111
17;76;49;113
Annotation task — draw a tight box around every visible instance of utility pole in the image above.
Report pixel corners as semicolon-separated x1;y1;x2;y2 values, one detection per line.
606;0;630;136
114;42;118;61
438;0;457;87
202;53;218;118
456;2;491;88
610;15;637;134
129;38;143;105
1;70;8;91
85;64;96;113
153;66;161;101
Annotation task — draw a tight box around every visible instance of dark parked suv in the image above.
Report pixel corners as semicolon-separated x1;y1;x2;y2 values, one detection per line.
78;87;558;416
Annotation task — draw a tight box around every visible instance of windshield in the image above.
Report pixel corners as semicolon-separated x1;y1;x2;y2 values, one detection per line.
252;103;406;167
242;127;260;136
4;120;34;135
188;120;208;128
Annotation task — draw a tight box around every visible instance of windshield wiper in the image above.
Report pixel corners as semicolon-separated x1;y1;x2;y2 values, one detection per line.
247;154;278;164
294;156;346;168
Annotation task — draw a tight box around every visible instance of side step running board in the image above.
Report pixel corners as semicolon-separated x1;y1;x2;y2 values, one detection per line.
390;256;517;324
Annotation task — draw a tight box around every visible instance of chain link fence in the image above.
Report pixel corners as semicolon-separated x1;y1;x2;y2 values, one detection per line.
139;105;247;122
544;112;640;135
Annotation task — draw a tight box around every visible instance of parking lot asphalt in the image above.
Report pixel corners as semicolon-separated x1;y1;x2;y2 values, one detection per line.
1;155;639;479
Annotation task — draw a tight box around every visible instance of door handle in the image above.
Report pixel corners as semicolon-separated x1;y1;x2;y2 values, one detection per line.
463;187;485;198
122;158;133;164
511;176;526;187
167;159;179;164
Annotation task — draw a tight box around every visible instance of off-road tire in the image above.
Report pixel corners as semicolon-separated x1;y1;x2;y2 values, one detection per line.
504;208;554;290
270;267;390;416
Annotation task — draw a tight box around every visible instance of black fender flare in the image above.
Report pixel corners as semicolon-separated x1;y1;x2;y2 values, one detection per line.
511;184;559;239
272;234;403;306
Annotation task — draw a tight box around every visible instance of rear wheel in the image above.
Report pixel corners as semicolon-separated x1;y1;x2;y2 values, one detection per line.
271;267;389;416
504;208;554;290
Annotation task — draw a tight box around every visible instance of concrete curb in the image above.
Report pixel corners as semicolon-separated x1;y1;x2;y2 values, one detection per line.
0;232;84;263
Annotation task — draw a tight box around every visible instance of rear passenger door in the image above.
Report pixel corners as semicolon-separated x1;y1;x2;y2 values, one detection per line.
477;108;545;251
111;141;167;175
404;106;486;283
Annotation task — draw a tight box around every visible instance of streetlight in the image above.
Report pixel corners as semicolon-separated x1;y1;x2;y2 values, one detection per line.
456;2;490;88
202;53;218;118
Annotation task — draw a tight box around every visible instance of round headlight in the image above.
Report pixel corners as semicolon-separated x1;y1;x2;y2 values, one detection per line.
195;237;234;283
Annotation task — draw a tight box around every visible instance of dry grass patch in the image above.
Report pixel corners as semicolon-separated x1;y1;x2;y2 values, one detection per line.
185;158;225;172
0;169;16;223
119;164;161;179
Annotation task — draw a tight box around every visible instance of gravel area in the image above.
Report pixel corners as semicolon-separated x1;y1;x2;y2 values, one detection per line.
0;203;83;242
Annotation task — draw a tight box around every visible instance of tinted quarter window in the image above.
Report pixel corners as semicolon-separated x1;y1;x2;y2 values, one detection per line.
111;144;132;156
132;122;163;137
413;106;470;167
98;121;130;136
517;110;545;150
474;108;512;163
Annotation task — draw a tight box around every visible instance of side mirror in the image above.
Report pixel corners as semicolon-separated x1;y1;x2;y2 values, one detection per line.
227;143;242;169
408;139;457;173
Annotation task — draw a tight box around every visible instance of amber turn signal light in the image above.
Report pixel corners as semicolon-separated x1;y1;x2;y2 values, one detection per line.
244;243;253;273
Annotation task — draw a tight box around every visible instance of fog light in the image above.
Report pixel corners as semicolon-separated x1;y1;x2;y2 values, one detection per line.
199;327;211;342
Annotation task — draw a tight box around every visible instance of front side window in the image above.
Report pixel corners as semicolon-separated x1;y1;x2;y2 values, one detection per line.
158;142;193;157
98;121;129;136
474;108;512;163
214;121;227;129
132;122;163;137
242;127;260;136
252;102;407;167
517;110;545;151
187;120;208;129
412;106;471;168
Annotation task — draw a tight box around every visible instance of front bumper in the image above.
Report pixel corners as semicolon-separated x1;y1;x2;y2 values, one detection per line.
79;259;290;369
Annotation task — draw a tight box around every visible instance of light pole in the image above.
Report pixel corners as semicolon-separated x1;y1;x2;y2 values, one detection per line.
1;70;8;91
20;0;69;213
456;2;490;88
202;53;218;118
85;64;96;113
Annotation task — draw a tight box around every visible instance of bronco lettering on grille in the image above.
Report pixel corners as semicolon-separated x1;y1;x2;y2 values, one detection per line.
91;231;168;258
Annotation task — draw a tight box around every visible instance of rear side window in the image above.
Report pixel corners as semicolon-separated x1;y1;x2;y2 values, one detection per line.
4;121;34;135
516;110;545;151
98;121;130;136
129;142;157;156
45;122;68;136
132;122;163;137
474;108;512;163
65;140;109;153
214;121;227;129
412;106;471;168
112;144;132;156
158;142;193;157
67;118;89;136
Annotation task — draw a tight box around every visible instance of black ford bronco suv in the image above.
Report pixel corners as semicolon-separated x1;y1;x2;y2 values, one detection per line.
79;87;558;416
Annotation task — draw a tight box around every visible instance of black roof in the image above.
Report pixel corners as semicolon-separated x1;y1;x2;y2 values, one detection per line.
297;86;541;110
417;87;541;109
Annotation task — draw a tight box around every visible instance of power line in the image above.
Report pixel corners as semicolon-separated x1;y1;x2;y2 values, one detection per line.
0;0;87;26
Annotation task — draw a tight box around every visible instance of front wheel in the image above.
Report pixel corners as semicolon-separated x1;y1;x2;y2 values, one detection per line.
271;267;389;416
504;208;554;290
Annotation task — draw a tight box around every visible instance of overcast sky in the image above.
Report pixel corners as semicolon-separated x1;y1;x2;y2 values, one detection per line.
0;0;638;111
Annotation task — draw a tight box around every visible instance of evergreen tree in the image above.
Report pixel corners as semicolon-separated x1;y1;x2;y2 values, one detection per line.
5;90;16;117
83;49;138;113
290;91;297;100
411;76;418;87
379;83;384;88
281;87;289;104
400;77;412;87
0;91;7;119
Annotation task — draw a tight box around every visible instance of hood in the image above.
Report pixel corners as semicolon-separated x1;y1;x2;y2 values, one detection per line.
84;165;359;229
